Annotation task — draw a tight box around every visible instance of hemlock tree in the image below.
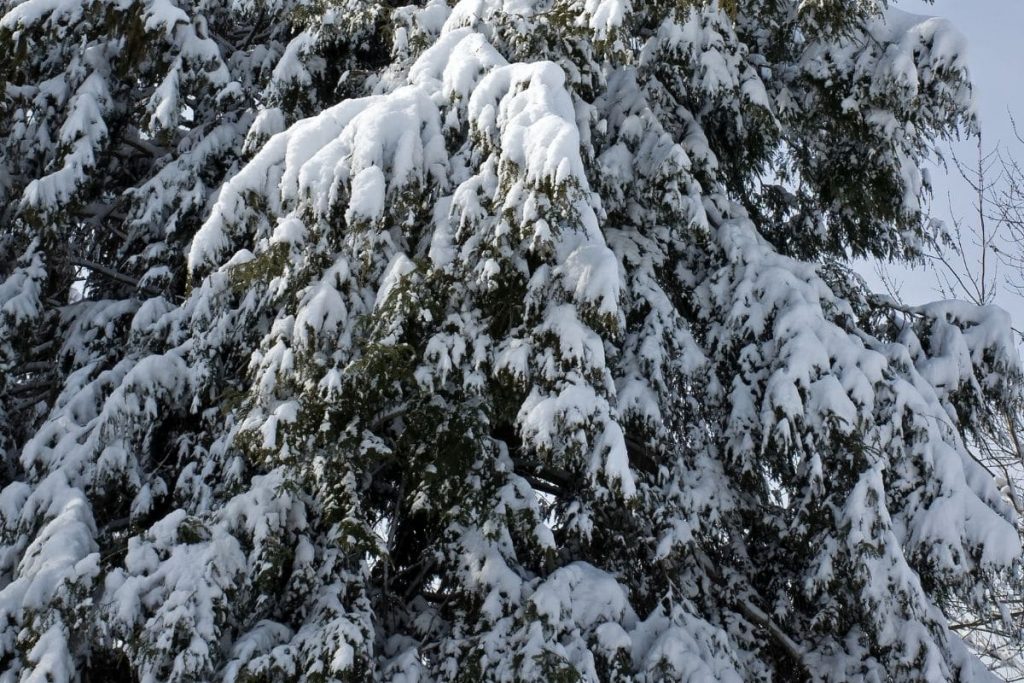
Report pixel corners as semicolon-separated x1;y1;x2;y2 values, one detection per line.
0;0;1021;680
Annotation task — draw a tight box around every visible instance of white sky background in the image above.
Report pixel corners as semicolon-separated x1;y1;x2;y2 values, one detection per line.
862;0;1024;329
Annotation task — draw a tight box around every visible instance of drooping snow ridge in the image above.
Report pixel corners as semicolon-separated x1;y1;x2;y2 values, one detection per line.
408;27;506;100
469;61;587;189
0;0;87;30
0;241;45;324
878;8;969;73
189;86;448;272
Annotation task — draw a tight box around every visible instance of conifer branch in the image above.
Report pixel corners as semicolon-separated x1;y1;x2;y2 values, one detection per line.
68;256;161;296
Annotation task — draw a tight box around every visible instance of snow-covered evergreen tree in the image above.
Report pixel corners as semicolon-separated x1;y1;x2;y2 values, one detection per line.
1;0;1021;680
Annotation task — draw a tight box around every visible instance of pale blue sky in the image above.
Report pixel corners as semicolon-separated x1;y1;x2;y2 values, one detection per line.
867;0;1024;324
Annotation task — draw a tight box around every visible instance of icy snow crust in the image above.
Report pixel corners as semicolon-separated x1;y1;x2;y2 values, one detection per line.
0;0;1020;681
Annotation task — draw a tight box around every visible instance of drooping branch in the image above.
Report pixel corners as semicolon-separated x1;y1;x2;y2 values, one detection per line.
691;549;813;676
69;255;161;297
119;136;170;159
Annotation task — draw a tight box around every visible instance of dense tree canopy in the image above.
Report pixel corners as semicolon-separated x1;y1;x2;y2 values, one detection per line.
0;0;1021;680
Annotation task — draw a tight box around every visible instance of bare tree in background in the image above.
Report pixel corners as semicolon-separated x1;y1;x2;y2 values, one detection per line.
915;127;1024;681
994;120;1024;299
931;136;1000;305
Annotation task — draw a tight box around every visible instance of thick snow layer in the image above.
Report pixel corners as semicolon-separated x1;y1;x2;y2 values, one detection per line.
877;8;968;73
531;562;635;628
469;62;587;188
409;28;506;101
